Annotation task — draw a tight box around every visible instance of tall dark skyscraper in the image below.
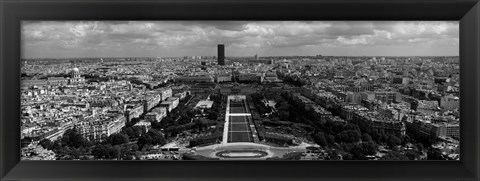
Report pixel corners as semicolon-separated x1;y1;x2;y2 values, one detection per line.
217;44;225;65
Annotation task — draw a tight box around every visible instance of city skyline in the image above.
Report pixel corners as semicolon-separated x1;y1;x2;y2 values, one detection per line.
20;21;460;161
20;55;461;161
22;21;459;58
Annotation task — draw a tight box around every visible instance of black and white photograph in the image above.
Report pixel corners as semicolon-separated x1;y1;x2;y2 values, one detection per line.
20;21;460;161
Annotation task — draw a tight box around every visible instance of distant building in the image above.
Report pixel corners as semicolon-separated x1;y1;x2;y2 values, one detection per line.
417;100;440;115
219;87;257;95
238;73;261;82
287;92;333;122
261;72;280;83
440;95;459;111
134;121;151;132
346;92;363;104
434;77;450;84
145;113;161;122
195;100;214;109
90;99;118;108
47;77;68;85
309;105;333;123
145;107;167;122
175;75;214;83
143;95;162;112
174;91;187;100
69;67;85;84
406;120;459;142
161;97;180;112
76;115;126;141
392;77;410;85
216;74;232;83
374;91;401;104
159;88;173;101
361;92;375;101
21;145;56;160
22;79;48;87
218;44;225;65
446;123;460;138
125;104;144;122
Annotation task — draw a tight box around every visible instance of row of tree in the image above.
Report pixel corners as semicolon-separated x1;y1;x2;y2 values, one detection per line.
251;93;274;115
188;133;223;147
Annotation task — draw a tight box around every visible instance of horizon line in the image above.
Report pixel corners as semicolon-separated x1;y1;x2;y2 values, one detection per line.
21;55;460;59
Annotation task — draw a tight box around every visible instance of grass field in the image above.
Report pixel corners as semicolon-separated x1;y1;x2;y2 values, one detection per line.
229;107;246;113
229;100;247;113
230;116;247;123
228;116;252;142
228;132;252;143
226;98;254;143
229;123;249;132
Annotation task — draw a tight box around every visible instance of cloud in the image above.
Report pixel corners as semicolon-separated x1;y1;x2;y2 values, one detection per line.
21;21;459;58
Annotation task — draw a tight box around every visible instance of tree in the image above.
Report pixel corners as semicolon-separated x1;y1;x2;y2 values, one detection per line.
281;152;303;160
147;129;167;146
401;135;412;145
360;141;378;155
151;120;161;129
112;145;121;159
325;149;341;160
52;140;62;150
185;108;196;118
361;133;373;142
371;130;382;143
427;148;444;160
411;101;419;111
138;129;167;149
276;101;290;111
60;128;89;148
387;135;402;148
380;151;409;160
133;126;145;137
116;143;139;160
21;137;33;148
92;144;109;159
107;133;129;146
161;116;174;127
405;150;420;160
344;124;358;131
91;144;119;159
122;126;145;138
326;134;335;145
121;127;135;138
312;132;327;147
335;130;361;143
331;122;348;134
349;144;368;160
137;134;153;150
342;153;354;160
416;143;425;152
344;142;378;160
207;111;218;120
278;111;290;121
39;139;53;150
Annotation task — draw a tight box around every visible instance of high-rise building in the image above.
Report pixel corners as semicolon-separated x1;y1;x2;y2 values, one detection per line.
218;44;225;65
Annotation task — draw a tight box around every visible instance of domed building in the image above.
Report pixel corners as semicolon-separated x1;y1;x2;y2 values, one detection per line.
69;67;85;84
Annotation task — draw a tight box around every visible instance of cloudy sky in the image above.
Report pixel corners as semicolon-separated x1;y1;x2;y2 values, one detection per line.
21;21;459;58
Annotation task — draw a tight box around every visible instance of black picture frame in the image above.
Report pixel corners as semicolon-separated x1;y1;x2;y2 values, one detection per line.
1;0;479;180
